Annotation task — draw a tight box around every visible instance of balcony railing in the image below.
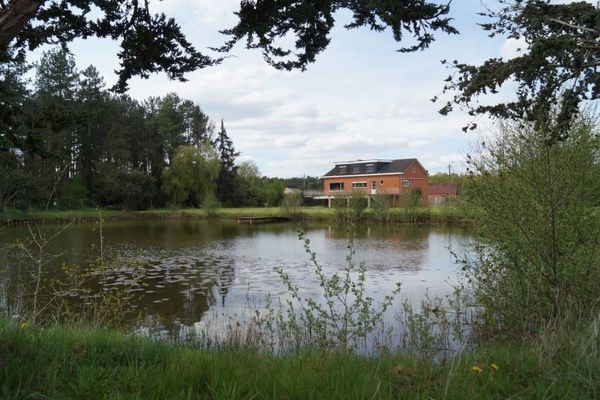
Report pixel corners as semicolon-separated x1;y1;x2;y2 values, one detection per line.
303;188;401;197
303;190;325;197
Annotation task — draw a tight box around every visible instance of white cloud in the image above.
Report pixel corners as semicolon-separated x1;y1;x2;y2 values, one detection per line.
150;0;239;26
52;0;509;178
500;37;528;60
426;154;467;171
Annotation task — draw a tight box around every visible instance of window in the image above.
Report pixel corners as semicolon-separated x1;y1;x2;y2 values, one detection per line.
402;179;410;187
329;182;344;191
366;163;375;173
352;165;360;174
338;165;347;174
351;181;367;188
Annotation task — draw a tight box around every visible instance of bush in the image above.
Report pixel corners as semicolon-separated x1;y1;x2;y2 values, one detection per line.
280;191;303;218
370;194;392;222
462;116;600;335
332;190;368;222
202;191;221;219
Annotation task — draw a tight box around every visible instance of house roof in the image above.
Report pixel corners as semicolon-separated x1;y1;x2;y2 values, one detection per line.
322;158;419;177
379;159;418;174
429;183;458;195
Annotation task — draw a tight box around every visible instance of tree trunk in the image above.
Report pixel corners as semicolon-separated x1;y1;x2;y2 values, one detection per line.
0;0;44;50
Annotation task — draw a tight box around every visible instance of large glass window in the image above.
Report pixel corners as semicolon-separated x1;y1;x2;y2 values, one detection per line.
351;181;367;188
329;182;344;191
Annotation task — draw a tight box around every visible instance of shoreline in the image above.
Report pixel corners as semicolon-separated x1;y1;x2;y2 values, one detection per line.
0;206;474;226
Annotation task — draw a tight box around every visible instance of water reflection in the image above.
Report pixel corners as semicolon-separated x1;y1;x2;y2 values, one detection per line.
0;220;470;339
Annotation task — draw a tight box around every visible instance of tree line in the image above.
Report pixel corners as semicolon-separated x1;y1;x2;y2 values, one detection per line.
0;48;290;211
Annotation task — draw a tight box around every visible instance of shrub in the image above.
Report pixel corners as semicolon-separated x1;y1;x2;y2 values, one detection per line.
462;116;600;335
280;191;303;218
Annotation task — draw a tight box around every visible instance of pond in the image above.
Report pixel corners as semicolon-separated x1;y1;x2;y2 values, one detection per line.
0;220;471;346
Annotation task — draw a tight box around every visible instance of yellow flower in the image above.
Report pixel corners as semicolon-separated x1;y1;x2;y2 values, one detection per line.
471;365;483;373
20;322;28;330
490;363;499;371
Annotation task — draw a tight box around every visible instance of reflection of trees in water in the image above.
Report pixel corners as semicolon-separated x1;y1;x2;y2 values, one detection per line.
0;221;465;342
324;224;433;242
320;224;456;272
140;253;237;329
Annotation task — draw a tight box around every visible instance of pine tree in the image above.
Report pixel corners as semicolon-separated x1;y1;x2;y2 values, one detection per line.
214;119;239;206
29;48;80;206
179;100;211;149
77;65;108;195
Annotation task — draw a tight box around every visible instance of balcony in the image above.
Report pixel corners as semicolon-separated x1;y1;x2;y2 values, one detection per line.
304;188;401;198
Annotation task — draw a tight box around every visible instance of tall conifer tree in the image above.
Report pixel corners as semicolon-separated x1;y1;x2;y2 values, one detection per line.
214;119;239;205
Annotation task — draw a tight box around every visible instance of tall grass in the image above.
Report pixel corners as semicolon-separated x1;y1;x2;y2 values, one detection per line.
2;316;600;399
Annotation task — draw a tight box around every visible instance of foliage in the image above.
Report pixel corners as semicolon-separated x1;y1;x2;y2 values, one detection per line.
236;160;261;206
0;0;217;91
161;144;220;208
56;178;88;209
0;0;464;94
97;169;157;210
214;120;239;206
0;151;30;211
440;0;600;138
331;191;368;222
0;49;228;211
370;194;392;222
411;187;423;206
260;179;284;207
462;116;600;335
153;93;212;164
252;229;402;353
202;191;221;220
348;190;368;221
280;191;304;218
219;0;457;70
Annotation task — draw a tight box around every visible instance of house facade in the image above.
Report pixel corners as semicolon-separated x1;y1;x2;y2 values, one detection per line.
316;159;429;207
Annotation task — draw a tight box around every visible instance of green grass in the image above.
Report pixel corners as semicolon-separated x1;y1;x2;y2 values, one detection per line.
1;318;598;399
0;206;475;225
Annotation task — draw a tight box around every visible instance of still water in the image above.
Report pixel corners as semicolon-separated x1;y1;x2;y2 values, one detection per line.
0;220;470;339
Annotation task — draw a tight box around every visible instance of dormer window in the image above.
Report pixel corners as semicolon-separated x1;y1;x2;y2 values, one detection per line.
366;164;375;173
352;165;360;174
339;165;347;174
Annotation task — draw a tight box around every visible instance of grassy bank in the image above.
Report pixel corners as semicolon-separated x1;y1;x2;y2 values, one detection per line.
0;206;474;225
1;318;598;399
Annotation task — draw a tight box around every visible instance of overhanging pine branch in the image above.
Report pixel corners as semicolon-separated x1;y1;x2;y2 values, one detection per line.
0;0;44;49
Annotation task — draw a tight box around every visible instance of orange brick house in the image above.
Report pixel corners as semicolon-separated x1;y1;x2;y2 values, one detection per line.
315;159;429;207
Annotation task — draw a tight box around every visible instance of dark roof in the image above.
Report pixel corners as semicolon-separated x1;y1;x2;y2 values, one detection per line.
323;158;418;177
379;159;417;174
429;183;458;195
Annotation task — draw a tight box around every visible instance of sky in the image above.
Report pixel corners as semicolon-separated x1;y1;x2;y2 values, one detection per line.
40;0;577;178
